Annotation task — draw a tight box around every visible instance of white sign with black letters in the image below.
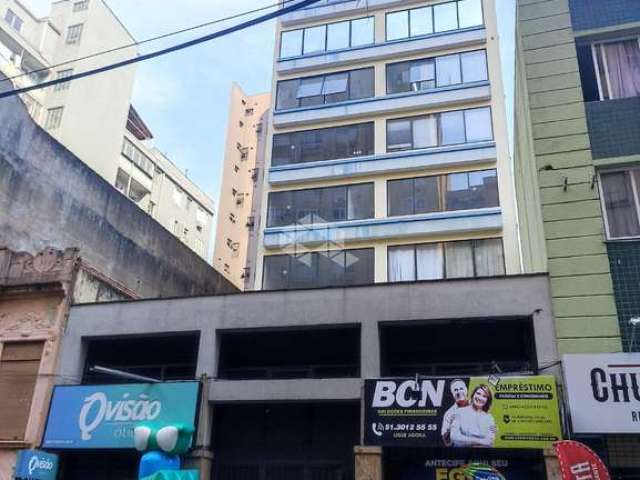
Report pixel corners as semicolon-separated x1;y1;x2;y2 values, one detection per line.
563;353;640;433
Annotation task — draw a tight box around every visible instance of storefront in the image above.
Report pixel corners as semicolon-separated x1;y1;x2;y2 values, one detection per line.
41;381;200;480
364;375;563;480
563;353;640;480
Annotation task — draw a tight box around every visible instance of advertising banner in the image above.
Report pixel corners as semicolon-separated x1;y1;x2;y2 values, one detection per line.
14;450;59;480
563;353;640;433
364;376;562;448
554;441;610;480
42;382;199;449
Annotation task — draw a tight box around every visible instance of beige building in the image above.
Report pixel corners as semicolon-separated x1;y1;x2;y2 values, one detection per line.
214;83;270;289
254;0;518;290
0;0;215;260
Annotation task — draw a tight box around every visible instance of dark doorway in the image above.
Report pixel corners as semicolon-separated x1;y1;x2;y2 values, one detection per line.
213;402;359;480
58;451;138;480
380;318;536;376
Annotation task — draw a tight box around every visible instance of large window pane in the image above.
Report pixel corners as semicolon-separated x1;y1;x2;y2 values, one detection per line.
344;249;374;285
416;243;444;280
267;191;294;227
387;119;412;151
290;253;319;289
474;239;505;277
319;186;347;223
348;183;374;220
353;123;375;156
351;17;374;46
461;50;488;83
436;54;462;87
440;111;465;145
303;25;326;55
410;7;433;36
388;178;414;216
295;188;321;224
263;255;290;290
434;2;458;32
388;246;416;282
458;0;484;28
349;68;375;100
410;59;436;90
280;29;303;58
276;79;299;110
297;76;324;101
318;250;346;287
327;21;350;51
602;40;640;99
387;62;411;94
445;241;474;278
601;171;640;238
412;116;438;149
414;176;440;213
300;129;325;163
464;108;493;142
469;169;499;207
386;11;409;41
322;72;348;95
272;133;295;165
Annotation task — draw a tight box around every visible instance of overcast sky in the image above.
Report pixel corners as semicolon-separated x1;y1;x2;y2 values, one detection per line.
22;0;515;208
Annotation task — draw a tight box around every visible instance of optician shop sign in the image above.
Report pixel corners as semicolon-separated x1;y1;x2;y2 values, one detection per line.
14;450;59;480
364;376;562;449
42;382;199;449
563;353;640;434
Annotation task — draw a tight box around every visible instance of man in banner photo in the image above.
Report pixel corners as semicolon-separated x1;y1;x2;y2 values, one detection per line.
441;379;470;446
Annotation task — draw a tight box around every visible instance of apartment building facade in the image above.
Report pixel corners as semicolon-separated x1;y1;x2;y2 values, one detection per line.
0;0;215;260
515;0;640;475
254;0;518;291
215;84;270;288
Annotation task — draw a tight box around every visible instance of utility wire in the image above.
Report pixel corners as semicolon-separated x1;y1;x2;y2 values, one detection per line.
0;0;300;85
0;0;323;99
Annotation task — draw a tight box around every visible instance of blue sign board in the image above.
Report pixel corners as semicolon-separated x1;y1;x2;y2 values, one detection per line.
42;382;199;449
14;450;59;480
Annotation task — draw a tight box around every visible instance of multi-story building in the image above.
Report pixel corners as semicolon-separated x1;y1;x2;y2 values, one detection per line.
0;0;215;260
255;0;518;291
214;84;270;289
515;0;640;475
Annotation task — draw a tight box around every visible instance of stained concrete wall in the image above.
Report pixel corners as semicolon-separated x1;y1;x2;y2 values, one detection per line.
0;75;237;299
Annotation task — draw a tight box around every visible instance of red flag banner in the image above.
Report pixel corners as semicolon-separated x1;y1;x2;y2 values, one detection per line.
554;441;611;480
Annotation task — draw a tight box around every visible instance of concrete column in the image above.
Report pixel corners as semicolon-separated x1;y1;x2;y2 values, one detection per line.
184;375;214;480
544;448;561;480
354;446;383;480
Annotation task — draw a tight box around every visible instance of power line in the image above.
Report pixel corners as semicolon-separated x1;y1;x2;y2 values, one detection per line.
0;0;322;99
0;0;300;85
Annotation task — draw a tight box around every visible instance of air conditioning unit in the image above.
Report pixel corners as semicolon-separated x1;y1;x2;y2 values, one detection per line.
251;168;259;182
246;216;255;227
235;193;245;205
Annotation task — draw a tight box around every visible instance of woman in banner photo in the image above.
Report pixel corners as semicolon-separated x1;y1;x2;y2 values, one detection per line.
450;384;497;447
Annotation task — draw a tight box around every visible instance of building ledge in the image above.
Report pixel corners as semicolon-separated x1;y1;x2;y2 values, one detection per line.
209;378;361;401
263;207;502;249
268;141;496;185
273;82;490;128
276;27;486;75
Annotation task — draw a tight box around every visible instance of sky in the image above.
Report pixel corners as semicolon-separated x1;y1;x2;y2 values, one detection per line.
22;0;515;208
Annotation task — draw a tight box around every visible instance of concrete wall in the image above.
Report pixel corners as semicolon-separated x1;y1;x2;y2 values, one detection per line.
515;0;622;353
58;274;558;392
0;79;237;298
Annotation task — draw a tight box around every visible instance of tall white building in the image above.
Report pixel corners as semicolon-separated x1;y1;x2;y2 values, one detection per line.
0;0;214;260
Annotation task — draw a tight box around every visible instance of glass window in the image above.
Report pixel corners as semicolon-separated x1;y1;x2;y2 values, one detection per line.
319;186;346;223
280;29;303;58
464;107;493;142
290;252;319;289
344;248;374;286
318;250;346;287
322;73;348;95
54;69;74;91
416;243;444;280
410;59;436;88
327;21;350;51
414;176;440;213
412;116;438;149
267;191;294;227
600;170;640;238
276;79;299;110
388;178;414;216
445;169;498;211
458;0;484;28
303;25;326;54
475;238;505;277
434;2;458;32
5;9;23;31
386;11;409;41
297;76;324;99
593;40;640;100
461;50;488;83
387;62;411;94
440;110;465;145
349;68;375;100
387;119;412;151
389;246;416;282
45;107;63;129
469;169;499;206
445;241;474;278
351;17;374;46
436;54;462;87
410;7;433;36
348;183;374;220
66;24;83;44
